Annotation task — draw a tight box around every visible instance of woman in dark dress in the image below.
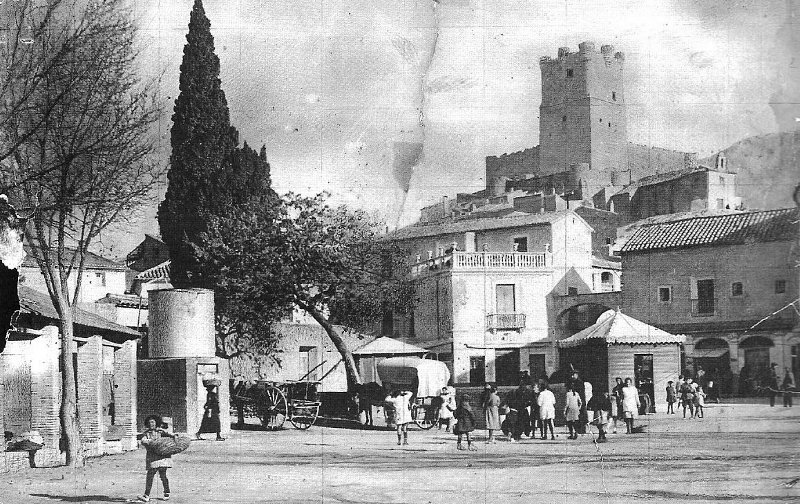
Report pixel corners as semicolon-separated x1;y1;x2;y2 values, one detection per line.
196;385;225;441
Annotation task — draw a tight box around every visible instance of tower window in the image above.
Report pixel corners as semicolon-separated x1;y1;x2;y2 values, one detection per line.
612;91;617;101
599;118;603;123
566;69;573;77
562;115;567;122
608;122;611;127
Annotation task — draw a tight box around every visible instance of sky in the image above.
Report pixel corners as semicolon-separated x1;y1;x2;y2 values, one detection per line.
97;0;799;259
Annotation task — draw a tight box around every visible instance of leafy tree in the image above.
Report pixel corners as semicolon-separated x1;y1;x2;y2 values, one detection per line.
1;0;163;465
195;194;415;389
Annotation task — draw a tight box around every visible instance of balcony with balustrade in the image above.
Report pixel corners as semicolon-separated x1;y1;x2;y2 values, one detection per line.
486;313;526;331
410;249;553;277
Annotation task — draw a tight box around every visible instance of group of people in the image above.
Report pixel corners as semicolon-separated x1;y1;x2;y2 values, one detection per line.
766;363;796;407
666;376;706;418
427;371;646;448
385;387;479;450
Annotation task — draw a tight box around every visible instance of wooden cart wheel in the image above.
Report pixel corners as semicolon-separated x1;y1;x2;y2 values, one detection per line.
259;385;288;430
289;401;320;430
412;402;439;430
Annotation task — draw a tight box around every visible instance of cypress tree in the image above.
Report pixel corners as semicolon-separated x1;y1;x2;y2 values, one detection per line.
158;0;234;288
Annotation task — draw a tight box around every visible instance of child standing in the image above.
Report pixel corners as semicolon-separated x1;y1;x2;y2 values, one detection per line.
564;386;582;440
385;390;413;445
135;415;176;502
537;383;556;440
453;395;477;451
694;386;706;418
680;378;695;418
666;381;677;414
438;386;456;432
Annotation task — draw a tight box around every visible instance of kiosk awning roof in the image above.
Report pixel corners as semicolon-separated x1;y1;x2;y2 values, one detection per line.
353;336;428;356
558;309;685;348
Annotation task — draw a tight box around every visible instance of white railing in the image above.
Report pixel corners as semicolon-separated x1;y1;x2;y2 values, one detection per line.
487;313;526;330
411;251;551;276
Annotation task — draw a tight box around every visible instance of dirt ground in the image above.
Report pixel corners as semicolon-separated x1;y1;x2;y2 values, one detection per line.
1;401;798;504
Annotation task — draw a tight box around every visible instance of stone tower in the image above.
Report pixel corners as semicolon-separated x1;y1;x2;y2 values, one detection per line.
538;42;627;177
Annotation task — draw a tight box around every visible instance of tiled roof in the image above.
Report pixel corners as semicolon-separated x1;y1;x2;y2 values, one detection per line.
389;210;584;241
22;245;127;271
135;260;171;280
620;208;798;253
18;286;140;337
97;293;148;309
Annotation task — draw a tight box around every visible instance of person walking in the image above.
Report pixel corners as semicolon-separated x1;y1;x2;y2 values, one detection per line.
196;385;225;441
134;415;176;502
564;386;582;440
438;386;456;431
621;378;640;434
385;389;413;445
768;363;780;407
782;368;796;407
482;385;501;443
666;380;677;414
454;395;477;451
587;391;612;442
537;383;556;440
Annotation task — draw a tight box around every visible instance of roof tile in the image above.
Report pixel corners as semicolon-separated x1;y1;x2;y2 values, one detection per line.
620;208;798;253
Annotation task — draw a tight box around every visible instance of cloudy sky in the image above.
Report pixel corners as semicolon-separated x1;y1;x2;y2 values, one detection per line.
99;0;798;258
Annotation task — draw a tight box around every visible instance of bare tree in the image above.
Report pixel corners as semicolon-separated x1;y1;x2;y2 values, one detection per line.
1;0;163;466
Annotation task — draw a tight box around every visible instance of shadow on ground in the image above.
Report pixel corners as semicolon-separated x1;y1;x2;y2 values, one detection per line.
30;494;129;503
230;417;390;432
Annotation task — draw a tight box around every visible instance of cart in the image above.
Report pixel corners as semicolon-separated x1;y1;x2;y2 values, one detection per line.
232;380;321;430
377;357;451;430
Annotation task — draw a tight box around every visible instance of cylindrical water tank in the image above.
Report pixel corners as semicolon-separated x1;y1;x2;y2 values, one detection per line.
148;288;215;358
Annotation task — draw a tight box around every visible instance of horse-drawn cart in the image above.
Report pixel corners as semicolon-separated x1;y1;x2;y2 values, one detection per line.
232;380;321;430
377;357;451;430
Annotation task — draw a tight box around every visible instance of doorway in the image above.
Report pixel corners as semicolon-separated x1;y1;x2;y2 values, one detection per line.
469;356;485;385
495;349;520;386
634;354;654;413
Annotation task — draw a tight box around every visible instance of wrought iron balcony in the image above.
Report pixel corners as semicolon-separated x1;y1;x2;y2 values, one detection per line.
486;313;526;330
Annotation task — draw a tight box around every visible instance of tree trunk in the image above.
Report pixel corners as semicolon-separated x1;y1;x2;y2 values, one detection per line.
299;302;362;391
59;307;83;466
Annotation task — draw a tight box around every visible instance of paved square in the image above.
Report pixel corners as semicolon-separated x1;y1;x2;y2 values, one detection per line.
2;402;798;504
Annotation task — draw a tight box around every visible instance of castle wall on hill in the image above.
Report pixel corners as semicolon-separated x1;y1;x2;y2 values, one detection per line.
485;146;539;184
626;143;697;182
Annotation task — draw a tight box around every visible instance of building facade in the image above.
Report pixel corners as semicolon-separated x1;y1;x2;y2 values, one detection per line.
619;208;799;394
389;210;621;385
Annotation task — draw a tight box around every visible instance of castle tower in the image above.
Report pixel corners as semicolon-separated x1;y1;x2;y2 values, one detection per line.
538;42;627;177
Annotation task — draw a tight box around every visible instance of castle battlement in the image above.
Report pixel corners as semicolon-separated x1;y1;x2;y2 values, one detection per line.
540;41;624;69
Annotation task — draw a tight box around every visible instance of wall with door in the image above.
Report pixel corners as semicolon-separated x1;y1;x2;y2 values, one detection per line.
607;343;681;413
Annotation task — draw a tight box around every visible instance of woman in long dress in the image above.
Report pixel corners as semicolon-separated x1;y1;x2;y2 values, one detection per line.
621;377;641;434
196;385;225;441
482;385;501;443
